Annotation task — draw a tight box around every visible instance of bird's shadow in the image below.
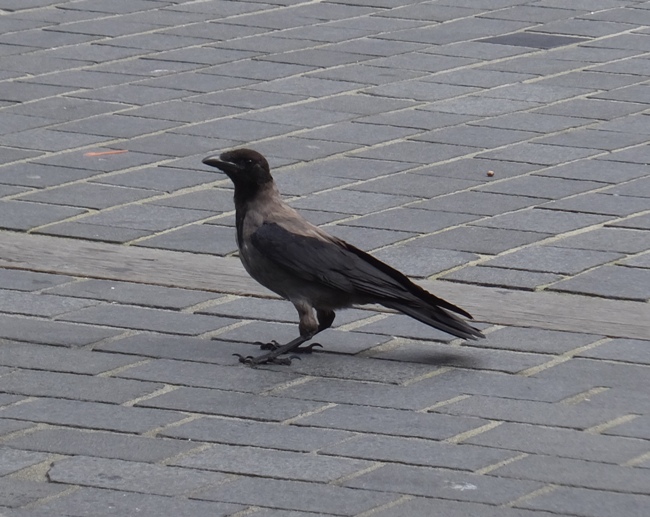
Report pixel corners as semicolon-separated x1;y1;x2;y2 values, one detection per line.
389;350;481;368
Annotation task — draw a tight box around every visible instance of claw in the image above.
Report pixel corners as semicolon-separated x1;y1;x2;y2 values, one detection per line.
258;340;280;351
232;353;255;365
293;343;323;354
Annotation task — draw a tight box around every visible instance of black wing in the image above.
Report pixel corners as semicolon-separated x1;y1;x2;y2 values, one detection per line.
250;222;472;318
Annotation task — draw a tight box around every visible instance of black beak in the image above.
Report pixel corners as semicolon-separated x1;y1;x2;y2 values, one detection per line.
202;155;243;176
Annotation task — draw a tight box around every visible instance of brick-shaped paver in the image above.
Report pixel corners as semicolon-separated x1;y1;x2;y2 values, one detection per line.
0;1;649;515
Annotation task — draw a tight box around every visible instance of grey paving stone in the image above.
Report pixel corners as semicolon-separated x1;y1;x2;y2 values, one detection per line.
173;443;372;482
478;143;602;166
5;428;200;463
425;68;535;88
96;333;246;365
322;435;515;471
49;456;229;496
35;486;242;517
149;189;234;212
551;227;649;253
518;486;650;517
483;246;622;275
472;112;592;133
482;56;593;76
94;166;217;193
413;125;537;149
0;200;85;231
0;269;74;292
45;279;219;310
0;478;67;508
295;404;487;441
0;147;42;166
253;137;357;162
541;192;649;216
135;224;239;256
0;398;185;433
537;159;647;184
177;118;295;142
34;149;161;173
276;377;462;411
0;447;49;476
548;265;650;301
466;421;649;463
249;76;363;97
601;144;650;165
537;129;650;151
415;226;549;254
77;204;213;231
19;182;156;209
354;141;476;164
160;416;353;453
344;464;542;504
593;113;650;135
442;265;563;290
139;386;325;422
121;99;241;123
0;315;120;347
0;289;98;317
370;497;557;517
190;88;306;109
604;176;650;198
305;93;417;115
357;110;475;130
196;476;395;515
365;80;476;102
482;83;594;103
350;174;480;198
344;208;478;234
289;189;410;215
272;170;350;196
37;221;153;243
53;113;180;138
0;128;109;152
116;358;298;394
283;156;413;181
582;387;650;415
474;208;611;233
0;419;34;438
621;253;650;269
0;114;56;136
301;121;419;145
480;31;589;48
603;415;650;440
483;326;601;355
536;99;648;120
424;97;541;117
372;245;478;277
412;191;539;216
537;356;649;391
0;342;140;373
326;225;414;251
437;394;622;430
0;369;162;404
414;157;542;181
494;454;650;494
60;304;234;335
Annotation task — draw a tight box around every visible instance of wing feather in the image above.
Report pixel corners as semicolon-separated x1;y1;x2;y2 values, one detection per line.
250;222;472;318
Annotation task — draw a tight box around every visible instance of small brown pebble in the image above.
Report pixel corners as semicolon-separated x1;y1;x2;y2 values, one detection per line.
487;170;495;177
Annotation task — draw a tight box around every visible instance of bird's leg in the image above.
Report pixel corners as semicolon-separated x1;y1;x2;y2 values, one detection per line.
235;334;315;366
236;303;331;365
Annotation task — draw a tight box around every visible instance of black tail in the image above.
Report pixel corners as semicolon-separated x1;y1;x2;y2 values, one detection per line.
383;300;484;341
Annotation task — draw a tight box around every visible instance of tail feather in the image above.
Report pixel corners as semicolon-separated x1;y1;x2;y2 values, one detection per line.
383;301;484;341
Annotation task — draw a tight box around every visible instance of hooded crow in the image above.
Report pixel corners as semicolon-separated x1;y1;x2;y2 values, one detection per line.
203;148;484;365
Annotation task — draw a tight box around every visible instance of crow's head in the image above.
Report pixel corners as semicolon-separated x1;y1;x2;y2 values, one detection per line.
202;148;272;188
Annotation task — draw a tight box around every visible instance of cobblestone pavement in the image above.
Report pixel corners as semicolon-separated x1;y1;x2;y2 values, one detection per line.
1;0;649;516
